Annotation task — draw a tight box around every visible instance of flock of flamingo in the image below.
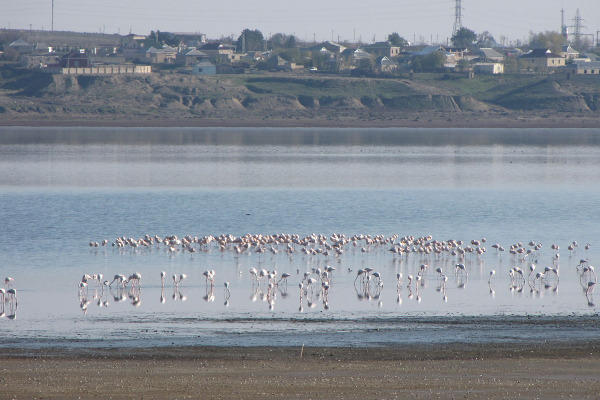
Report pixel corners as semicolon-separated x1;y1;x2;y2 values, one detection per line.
68;233;599;314
3;233;596;321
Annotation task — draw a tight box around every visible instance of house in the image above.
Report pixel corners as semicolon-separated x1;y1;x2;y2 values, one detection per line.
560;45;579;60
520;49;565;70
199;43;235;59
474;62;504;74
320;41;346;54
378;56;398;72
352;48;372;64
365;42;402;58
176;48;208;66
8;39;34;53
411;45;445;56
568;61;600;75
478;48;504;63
146;45;178;64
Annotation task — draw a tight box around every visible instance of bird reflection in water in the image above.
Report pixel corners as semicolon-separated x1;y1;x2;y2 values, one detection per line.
1;281;17;320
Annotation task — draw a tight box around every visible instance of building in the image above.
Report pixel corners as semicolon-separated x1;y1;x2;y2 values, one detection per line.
568;61;600;75
191;60;216;75
478;48;504;63
8;38;34;53
352;48;372;64
320;41;346;54
176;48;208;66
474;62;504;74
365;42;402;58
520;49;565;70
378;56;398;72
61;50;89;68
146;46;177;64
560;45;580;60
199;43;235;59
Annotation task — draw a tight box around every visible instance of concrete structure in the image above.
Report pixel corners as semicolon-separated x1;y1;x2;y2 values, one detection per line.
20;54;60;68
520;49;565;70
569;61;600;75
46;65;151;75
474;62;504;74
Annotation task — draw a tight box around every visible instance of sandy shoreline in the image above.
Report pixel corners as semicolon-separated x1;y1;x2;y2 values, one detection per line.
1;343;600;399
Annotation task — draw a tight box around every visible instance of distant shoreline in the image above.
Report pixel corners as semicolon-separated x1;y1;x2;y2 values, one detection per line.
1;115;599;129
1;120;600;146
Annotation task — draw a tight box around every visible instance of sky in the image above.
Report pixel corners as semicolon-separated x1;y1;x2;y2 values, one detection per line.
2;0;599;45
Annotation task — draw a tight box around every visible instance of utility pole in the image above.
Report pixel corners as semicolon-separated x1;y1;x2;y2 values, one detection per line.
51;0;54;31
452;0;462;36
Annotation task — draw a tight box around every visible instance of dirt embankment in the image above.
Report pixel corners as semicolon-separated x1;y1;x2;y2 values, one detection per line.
0;67;599;126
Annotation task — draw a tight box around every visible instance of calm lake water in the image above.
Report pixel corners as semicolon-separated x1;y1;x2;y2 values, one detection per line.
0;127;599;348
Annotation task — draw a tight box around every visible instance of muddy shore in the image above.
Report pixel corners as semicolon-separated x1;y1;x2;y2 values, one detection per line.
1;342;599;399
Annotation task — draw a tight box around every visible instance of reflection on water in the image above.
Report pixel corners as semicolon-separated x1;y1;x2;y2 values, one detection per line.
1;129;600;347
2;142;600;188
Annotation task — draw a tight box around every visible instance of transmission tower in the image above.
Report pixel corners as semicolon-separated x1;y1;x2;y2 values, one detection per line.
560;8;568;39
570;8;585;46
452;0;463;36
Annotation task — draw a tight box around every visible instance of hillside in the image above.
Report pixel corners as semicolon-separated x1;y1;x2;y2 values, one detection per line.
0;64;599;126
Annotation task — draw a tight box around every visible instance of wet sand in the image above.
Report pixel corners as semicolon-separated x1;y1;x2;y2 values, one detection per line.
2;342;599;399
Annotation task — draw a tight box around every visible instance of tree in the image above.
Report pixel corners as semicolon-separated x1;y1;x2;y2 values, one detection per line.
528;31;564;54
284;35;297;49
477;31;497;48
269;33;286;49
451;27;477;49
387;32;408;47
236;29;265;52
412;51;446;72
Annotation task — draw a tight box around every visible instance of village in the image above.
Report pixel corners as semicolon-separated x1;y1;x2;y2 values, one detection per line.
1;25;600;79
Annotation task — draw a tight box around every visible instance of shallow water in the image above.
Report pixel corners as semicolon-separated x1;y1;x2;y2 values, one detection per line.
0;127;599;348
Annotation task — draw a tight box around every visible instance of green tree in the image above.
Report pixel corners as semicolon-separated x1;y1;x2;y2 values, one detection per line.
528;31;564;53
236;29;265;52
451;27;477;49
412;51;446;72
387;32;408;47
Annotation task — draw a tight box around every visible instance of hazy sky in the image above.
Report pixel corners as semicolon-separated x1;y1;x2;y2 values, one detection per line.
3;0;599;44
